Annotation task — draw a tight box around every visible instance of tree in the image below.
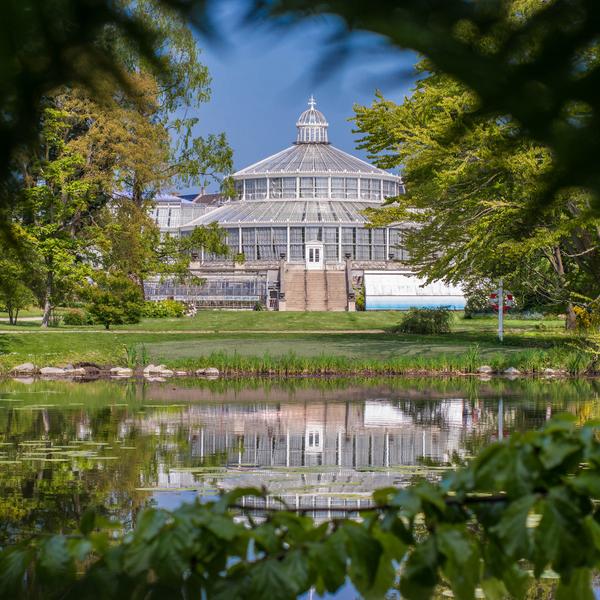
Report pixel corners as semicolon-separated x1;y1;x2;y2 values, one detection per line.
0;238;36;325
352;64;600;328
81;0;232;294
94;201;229;296
5;1;232;318
246;0;600;213
84;272;144;329
0;266;34;326
13;99;106;327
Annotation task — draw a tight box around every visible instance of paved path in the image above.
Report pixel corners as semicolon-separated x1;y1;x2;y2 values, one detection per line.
0;317;42;322
0;328;388;335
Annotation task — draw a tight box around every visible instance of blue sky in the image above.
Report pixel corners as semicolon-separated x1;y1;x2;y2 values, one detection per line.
190;2;417;192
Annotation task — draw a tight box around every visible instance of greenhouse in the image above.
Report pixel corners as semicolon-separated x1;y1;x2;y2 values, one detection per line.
179;96;406;266
148;97;463;311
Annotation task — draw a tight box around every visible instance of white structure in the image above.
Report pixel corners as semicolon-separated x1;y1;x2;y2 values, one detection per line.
364;271;465;310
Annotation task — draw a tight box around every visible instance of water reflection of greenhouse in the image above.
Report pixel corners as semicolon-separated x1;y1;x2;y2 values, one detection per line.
125;400;469;467
120;396;552;504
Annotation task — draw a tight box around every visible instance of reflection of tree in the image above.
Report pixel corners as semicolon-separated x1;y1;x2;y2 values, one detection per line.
0;380;160;543
0;404;153;544
395;399;451;428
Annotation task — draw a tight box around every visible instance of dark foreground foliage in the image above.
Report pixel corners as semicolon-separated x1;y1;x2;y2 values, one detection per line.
2;415;600;598
4;0;600;214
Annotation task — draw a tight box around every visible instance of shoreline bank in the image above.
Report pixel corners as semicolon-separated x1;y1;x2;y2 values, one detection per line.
5;362;598;380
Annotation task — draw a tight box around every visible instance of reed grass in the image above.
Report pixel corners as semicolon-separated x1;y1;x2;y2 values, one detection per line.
169;345;597;376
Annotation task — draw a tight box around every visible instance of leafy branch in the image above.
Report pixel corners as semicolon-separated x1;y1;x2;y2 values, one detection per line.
2;415;600;599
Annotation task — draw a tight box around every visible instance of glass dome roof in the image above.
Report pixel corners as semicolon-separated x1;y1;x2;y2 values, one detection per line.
234;143;395;177
231;96;402;182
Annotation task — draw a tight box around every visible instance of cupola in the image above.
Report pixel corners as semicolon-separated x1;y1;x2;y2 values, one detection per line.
296;96;329;144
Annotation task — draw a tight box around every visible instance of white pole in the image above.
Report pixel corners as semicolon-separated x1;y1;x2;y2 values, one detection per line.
498;278;504;343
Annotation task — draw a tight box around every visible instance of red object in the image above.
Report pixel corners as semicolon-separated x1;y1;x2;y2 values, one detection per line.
489;292;514;313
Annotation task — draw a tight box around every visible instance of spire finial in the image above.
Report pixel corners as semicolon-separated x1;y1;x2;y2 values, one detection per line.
308;95;316;109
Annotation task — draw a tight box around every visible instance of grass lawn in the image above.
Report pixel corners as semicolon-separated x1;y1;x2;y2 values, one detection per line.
0;312;593;374
0;309;569;334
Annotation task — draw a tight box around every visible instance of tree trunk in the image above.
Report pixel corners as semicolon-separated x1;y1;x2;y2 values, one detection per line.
565;302;578;331
41;297;52;328
40;263;53;328
139;274;146;301
548;246;577;331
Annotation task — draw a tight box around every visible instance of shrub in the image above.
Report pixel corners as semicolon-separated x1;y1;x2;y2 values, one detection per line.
62;308;92;326
574;304;600;331
355;285;365;311
142;300;186;319
253;302;265;311
463;282;495;318
84;274;144;329
394;307;452;334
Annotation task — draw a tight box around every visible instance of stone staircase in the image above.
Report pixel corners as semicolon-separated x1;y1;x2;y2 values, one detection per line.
284;270;307;310
325;271;347;311
306;271;327;311
283;268;347;311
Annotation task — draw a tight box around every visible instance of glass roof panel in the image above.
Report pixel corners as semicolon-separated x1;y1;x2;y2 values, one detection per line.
182;200;381;228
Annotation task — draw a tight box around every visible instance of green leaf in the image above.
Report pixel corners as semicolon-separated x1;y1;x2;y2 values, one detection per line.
204;514;241;541
472;444;512;491
214;487;265;513
38;536;73;581
583;515;600;551
538;437;580;470
389;488;422;517
372;487;397;506
533;488;583;576
0;547;34;596
79;509;96;535
490;494;536;558
280;550;312;594
123;538;157;576
569;470;600;498
153;522;194;582
368;527;407;600
480;577;509;600
415;482;446;512
556;568;594;600
436;525;479;600
249;558;299;600
501;564;531;600
399;536;439;600
344;523;384;596
253;523;282;554
135;509;168;542
309;529;347;594
67;538;93;562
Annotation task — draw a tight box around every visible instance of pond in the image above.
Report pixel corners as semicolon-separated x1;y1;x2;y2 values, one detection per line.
1;376;599;548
